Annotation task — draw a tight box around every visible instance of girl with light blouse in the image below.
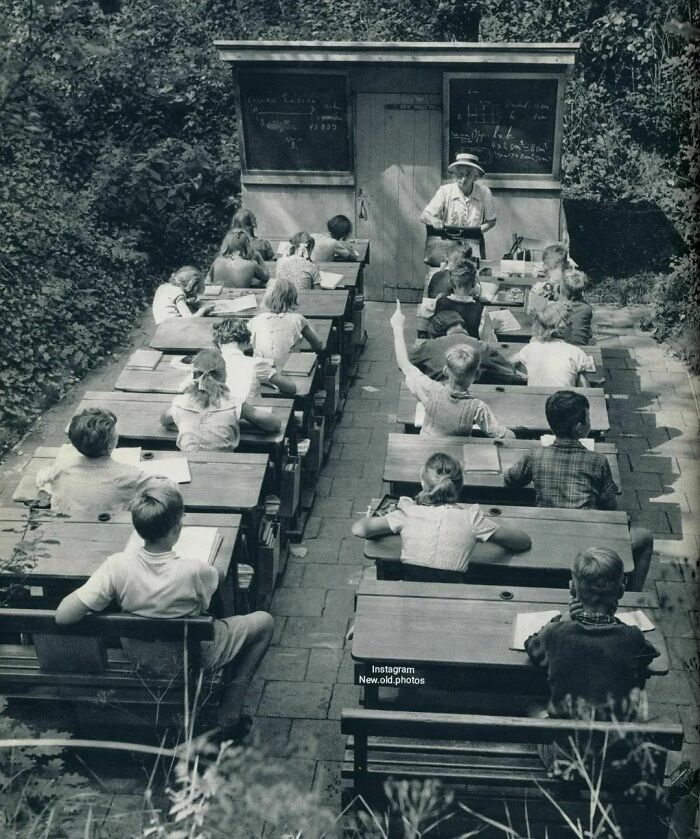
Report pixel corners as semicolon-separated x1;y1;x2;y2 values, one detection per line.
352;452;531;580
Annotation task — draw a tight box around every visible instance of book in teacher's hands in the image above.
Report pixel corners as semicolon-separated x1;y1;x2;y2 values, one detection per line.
126;526;222;566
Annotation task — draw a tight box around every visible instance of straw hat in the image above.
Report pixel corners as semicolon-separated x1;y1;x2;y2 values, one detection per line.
448;153;485;175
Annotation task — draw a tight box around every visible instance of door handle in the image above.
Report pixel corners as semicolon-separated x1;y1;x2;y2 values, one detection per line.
357;188;368;220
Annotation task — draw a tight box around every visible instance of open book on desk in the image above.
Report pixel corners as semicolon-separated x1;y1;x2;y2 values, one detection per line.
126;526;222;565
212;294;258;315
511;610;561;650
488;309;522;334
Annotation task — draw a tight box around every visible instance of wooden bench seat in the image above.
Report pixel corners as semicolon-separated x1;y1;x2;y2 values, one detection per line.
341;708;683;838
0;608;222;730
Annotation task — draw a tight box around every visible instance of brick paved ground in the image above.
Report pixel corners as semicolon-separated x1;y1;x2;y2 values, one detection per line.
0;302;698;822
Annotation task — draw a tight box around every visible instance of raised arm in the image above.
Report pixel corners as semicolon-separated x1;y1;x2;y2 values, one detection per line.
390;300;418;378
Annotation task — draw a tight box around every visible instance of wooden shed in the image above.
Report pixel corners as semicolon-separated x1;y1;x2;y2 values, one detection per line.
214;41;579;301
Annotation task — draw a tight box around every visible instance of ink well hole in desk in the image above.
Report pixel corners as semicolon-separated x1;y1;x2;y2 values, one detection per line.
499;590;514;601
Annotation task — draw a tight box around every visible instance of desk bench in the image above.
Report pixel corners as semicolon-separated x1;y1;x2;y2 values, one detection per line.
383;432;621;502
363;504;634;587
0;608;222;731
397;382;609;439
341;708;682;839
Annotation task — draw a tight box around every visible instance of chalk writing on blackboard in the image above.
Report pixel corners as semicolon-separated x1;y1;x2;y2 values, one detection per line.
447;77;559;175
239;73;351;173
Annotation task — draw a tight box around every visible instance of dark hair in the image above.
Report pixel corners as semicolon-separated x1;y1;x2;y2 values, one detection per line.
184;349;230;408
130;478;184;541
232;208;256;231
327;214;352;241
416;452;463;506
213;317;251;347
289;231;315;258
68;408;118;458
429;310;465;338
545;390;590;438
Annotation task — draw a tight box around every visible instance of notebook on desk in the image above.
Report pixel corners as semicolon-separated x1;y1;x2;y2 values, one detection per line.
319;272;344;290
488;309;522;334
126;350;163;370
283;354;316;376
511;610;561;650
462;444;501;474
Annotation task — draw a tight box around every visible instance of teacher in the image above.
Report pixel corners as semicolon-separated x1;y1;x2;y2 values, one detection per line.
420;153;497;262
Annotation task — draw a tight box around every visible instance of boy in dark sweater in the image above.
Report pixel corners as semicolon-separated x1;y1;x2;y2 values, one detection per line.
503;390;653;590
525;547;659;721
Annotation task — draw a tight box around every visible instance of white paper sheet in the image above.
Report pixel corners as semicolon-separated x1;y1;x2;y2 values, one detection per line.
127;526;221;565
139;457;191;484
511;610;561;650
617;610;655;632
488;309;522;334
319;272;344;290
414;402;425;428
111;447;142;466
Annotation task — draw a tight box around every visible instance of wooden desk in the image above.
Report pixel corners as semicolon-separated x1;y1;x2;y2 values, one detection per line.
383;433;621;501
352;581;668;707
70;392;294;463
114;354;318;425
267;237;369;265
150;317;333;356
12;447;268;515
0;508;241;614
201;288;350;322
397;381;609;439
363;504;633;585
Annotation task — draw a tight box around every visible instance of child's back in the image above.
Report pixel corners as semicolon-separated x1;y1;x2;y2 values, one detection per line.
211;255;259;289
249;311;308;368
36;408;149;516
153;281;186;326
276;254;319;291
519;339;591;387
169;392;241;452
434;294;482;339
36;446;149;516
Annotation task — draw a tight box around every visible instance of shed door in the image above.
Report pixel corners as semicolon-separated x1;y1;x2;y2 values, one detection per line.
354;93;442;302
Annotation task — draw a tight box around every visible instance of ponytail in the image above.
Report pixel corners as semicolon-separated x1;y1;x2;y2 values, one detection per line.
184;349;230;408
415;452;463;506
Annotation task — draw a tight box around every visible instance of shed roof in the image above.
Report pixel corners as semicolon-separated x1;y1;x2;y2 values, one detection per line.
214;41;580;67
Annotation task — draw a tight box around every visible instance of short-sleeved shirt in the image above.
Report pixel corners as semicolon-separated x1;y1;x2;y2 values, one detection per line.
35;447;151;516
170;393;241;452
152;283;187;326
423;182;496;228
385;497;498;572
275;255;320;291
503;439;619;509
405;367;509;438
220;344;274;401
248;311;308;368
434;295;484;340
563;300;594;347
75;544;218;618
249;236;275;261
519;339;591;387
524;615;659;719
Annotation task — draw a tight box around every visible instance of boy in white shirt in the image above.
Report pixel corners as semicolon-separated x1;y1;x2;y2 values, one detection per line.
55;478;273;739
519;302;592;388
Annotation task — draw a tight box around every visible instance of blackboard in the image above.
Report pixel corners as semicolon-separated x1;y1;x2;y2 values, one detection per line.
239;72;351;173
446;75;559;176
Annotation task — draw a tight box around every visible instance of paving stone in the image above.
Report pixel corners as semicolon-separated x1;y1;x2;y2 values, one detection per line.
629;508;671;534
302;515;322;539
271;588;327;617
630;454;680;474
288;719;345;762
306;647;343;683
322;458;367;478
314;476;332;498
312;497;354;517
646;669;697;706
338;650;355;684
655;581;699;612
678;705;700;744
271;616;287;645
338;538;369;565
334;426;374;444
330;476;381;499
243;674;266;715
303;563;364;590
258;647;310;681
257;680;332;718
299;538;341;563
337;442;387;462
281;616;348;649
328;682;361;720
665;637;700;672
324;589;356;619
278;559;305;588
312;760;343;811
318;517;360;538
250;717;292;756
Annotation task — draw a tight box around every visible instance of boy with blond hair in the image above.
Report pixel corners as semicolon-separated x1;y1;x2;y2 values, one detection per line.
390;301;514;438
56;478;273;739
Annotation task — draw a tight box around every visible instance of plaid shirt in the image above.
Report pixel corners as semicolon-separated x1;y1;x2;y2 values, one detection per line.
503;439;619;509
